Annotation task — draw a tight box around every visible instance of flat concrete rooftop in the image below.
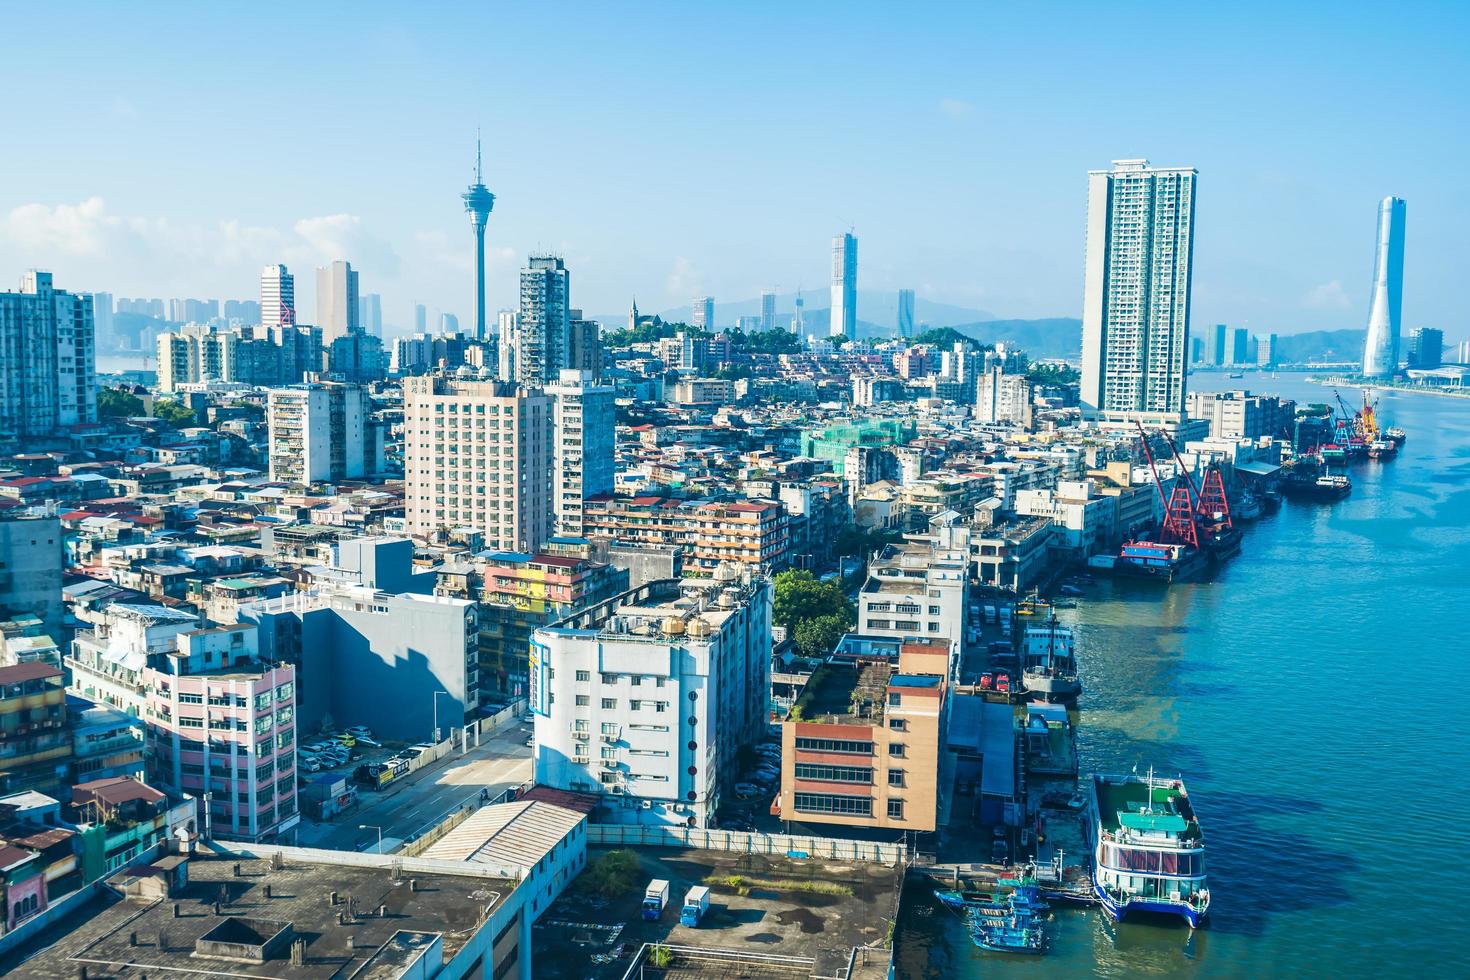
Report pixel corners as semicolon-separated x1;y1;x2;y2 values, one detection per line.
3;850;516;979
533;847;898;980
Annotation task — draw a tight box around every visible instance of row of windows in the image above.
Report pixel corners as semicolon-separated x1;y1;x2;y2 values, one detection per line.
794;737;874;755
574;696;669;712
794;792;872;816
794;763;872;784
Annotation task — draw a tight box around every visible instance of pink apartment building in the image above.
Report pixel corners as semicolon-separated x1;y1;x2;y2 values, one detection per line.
144;624;298;842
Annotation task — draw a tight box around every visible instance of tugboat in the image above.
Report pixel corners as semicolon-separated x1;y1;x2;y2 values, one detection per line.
1088;770;1210;928
1368;439;1398;460
1021;617;1081;703
1385;426;1407;446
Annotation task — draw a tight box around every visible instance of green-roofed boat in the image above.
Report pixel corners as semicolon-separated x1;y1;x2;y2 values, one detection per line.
1087;770;1210;928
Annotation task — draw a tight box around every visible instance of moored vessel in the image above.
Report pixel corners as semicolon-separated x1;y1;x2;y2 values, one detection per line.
1280;472;1351;501
1088;770;1210;928
1113;541;1210;583
1021;617;1081;703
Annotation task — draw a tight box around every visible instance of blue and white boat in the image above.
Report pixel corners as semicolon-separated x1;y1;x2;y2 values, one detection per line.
1088;770;1210;928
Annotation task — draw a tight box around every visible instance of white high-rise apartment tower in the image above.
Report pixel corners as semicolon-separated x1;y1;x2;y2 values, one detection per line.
515;257;570;387
1080;159;1197;423
267;381;383;484
316;260;360;342
403;376;552;551
0;271;97;440
830;233;857;337
260;264;295;328
546;369;616;536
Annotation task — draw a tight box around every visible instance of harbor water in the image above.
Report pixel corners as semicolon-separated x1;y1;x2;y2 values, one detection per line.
894;373;1470;978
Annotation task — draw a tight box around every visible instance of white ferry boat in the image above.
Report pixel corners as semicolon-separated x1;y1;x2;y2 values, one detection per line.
1088;770;1210;927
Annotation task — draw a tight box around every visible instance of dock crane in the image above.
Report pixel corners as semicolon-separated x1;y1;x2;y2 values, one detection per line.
1135;421;1199;549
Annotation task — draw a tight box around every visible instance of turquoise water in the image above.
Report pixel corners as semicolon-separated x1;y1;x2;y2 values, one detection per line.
895;374;1470;978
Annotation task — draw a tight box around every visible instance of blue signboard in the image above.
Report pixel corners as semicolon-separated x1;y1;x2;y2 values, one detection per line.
529;639;551;716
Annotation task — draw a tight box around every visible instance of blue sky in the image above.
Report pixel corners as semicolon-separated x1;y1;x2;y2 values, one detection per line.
1;1;1465;339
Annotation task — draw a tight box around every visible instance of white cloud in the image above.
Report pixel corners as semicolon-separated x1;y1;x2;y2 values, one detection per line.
293;214;400;275
665;256;702;298
2;197;402;290
938;97;976;119
1303;280;1352;310
6;197;125;256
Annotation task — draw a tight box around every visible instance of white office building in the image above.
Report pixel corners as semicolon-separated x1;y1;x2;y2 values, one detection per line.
1080;159;1197;423
1361;196;1407;378
691;296;714;330
830;233;857;337
856;532;969;661
546;369;616;537
316;259;360;342
403;375;553;551
531;574;772;827
267;381;383;484
260;264;295;328
897;288;915;338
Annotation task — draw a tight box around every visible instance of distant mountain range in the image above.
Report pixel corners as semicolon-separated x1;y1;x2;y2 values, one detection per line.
1273;329;1365;363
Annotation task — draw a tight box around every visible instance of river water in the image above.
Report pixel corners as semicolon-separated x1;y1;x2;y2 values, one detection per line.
894;372;1470;978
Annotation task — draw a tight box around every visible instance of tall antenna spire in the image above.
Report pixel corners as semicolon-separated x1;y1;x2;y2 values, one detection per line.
475;128;483;182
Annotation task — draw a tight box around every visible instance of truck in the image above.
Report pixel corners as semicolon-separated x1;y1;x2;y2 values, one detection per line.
642;879;670;921
679;885;710;927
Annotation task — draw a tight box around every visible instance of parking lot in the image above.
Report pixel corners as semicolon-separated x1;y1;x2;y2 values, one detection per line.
715;731;783;833
292;713;535;852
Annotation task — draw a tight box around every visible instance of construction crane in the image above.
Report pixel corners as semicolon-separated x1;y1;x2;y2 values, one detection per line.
1135;421;1199;550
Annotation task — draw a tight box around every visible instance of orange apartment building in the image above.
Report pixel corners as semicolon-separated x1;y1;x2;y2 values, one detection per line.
778;640;949;833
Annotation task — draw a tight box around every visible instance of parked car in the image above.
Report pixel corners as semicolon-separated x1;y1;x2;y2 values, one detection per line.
334;734;357;747
520;713;534;725
407;742;435;755
345;726;373;739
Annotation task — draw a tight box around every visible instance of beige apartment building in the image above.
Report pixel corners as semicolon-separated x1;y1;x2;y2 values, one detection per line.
778;639;949;833
403;376;552;551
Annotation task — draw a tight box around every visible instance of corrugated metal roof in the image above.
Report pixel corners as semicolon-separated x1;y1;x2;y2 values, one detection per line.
421;800;583;872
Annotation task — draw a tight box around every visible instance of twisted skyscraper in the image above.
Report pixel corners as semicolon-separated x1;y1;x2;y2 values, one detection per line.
462;138;496;341
1360;196;1406;378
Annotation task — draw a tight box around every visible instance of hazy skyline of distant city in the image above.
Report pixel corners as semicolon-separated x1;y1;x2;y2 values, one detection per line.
2;3;1465;339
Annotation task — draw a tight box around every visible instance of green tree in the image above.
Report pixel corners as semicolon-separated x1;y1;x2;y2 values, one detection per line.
154;401;199;426
793;614;850;659
1026;362;1080;386
833;523;893;559
713;363;752;380
773;569;854;632
733;328;801;355
912;327;988;350
575;849;642;898
97;386;144;418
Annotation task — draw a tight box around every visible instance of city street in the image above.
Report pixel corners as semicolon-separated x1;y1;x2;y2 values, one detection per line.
294;718;535;852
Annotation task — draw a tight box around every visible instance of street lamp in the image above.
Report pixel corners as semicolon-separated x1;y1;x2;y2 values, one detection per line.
432;690;452;744
360;824;382;855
